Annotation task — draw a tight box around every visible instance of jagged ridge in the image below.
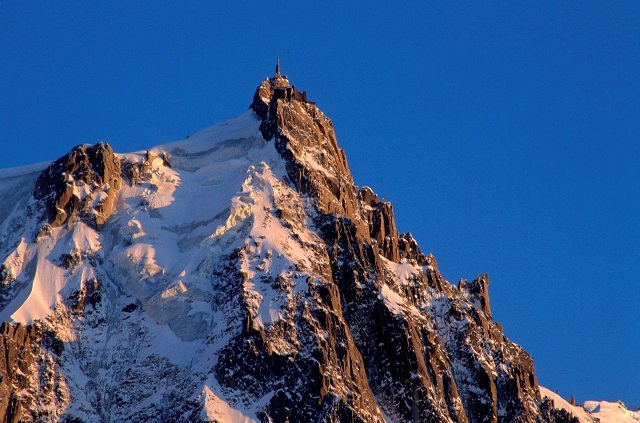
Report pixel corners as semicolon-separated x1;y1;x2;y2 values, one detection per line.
0;68;581;423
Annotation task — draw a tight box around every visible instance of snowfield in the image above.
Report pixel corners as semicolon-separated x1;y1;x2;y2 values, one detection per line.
540;387;640;423
0;111;305;420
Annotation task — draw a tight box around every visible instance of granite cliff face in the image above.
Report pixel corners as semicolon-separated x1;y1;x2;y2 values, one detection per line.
0;69;579;422
247;74;544;422
33;142;122;231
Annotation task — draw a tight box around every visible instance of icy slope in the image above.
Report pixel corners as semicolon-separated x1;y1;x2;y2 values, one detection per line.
0;111;301;421
539;387;597;423
0;162;48;226
540;387;640;423
0;111;269;326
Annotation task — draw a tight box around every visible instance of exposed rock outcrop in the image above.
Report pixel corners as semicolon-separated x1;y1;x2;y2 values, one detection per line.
253;76;366;235
250;72;564;422
0;323;65;423
122;150;170;186
359;186;400;262
0;323;37;422
33;142;122;230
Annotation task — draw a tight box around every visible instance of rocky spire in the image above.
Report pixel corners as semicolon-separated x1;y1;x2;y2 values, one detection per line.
32;142;122;231
275;57;280;77
248;68;559;422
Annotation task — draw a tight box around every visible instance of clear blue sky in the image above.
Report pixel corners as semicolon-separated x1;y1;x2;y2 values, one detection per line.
1;1;638;407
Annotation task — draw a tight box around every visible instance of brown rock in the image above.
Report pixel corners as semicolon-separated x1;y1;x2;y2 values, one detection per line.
0;323;41;423
33;142;122;230
249;70;558;422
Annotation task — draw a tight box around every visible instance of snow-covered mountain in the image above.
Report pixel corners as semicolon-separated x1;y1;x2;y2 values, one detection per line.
0;66;620;422
539;387;640;423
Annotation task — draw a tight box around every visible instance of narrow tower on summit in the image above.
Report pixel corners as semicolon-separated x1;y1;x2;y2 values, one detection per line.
266;60;315;104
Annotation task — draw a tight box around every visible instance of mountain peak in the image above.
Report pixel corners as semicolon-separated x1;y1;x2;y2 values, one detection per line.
32;141;122;230
250;61;316;120
0;73;584;422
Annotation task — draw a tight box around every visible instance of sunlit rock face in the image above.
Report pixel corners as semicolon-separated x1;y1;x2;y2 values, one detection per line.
0;70;579;422
33;142;122;230
249;74;548;423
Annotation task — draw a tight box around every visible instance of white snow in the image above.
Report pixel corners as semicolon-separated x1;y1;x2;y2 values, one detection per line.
0;111;275;329
380;283;404;315
540;387;640;423
200;374;276;423
0;223;100;323
202;385;257;423
584;400;640;423
0;162;47;230
539;387;596;423
0;161;50;179
378;256;424;317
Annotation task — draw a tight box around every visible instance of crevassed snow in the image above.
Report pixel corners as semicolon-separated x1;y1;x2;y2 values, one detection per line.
0;224;100;323
0;111;271;328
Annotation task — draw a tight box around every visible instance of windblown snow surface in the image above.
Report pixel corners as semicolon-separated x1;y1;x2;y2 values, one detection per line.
540;387;640;423
0;110;327;421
